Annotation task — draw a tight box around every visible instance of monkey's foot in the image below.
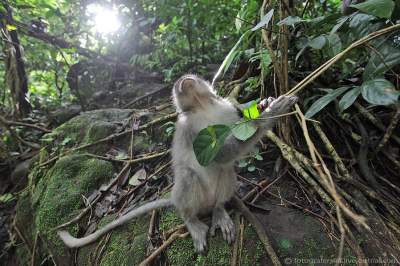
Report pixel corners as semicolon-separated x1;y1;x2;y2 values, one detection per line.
186;219;209;254
210;207;235;244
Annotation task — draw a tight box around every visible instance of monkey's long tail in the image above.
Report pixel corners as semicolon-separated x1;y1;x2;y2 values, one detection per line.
58;198;172;248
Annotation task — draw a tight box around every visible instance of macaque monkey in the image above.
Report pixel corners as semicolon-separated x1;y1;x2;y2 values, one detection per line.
58;74;297;253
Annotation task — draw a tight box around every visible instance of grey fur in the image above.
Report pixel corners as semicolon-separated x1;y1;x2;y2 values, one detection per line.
57;74;297;253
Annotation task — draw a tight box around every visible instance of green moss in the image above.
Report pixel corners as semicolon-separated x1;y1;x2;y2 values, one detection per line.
43;109;134;153
160;208;181;232
132;133;151;151
196;236;231;266
167;235;197;265
99;216;148;266
83;121;115;145
240;224;265;266
33;154;114;258
165;221;261;266
75;212;149;266
39;148;49;164
15;245;31;266
15;190;35;242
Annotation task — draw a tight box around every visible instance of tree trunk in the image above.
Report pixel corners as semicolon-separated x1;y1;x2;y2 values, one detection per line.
0;3;31;117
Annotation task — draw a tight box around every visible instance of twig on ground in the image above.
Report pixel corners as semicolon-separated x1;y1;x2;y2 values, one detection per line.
13;224;32;256
266;130;334;206
83;150;170;164
266;191;327;221
39;112;177;167
230;212;241;266
250;170;287;203
54;163;131;229
0;116;51;133
0;115;40;150
233;196;282;266
30;231;39;266
376;105;400;152
139;230;189;266
354;102;400;146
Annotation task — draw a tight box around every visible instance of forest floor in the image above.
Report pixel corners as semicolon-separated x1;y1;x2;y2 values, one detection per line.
0;71;395;265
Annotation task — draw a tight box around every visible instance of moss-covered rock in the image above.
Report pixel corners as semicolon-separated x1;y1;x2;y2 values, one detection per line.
41;109;136;153
14;154;114;266
161;209;265;266
77;214;149;266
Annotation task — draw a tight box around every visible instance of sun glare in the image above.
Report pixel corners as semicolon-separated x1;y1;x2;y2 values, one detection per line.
87;4;121;34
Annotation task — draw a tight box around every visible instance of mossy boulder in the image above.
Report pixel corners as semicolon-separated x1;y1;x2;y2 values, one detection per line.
13;108;159;265
41;109;139;154
15;154;114;265
77;214;148;266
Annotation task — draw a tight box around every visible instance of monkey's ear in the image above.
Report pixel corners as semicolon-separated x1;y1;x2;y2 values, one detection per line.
180;77;196;93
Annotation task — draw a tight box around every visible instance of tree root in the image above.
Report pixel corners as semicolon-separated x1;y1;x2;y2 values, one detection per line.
233;196;282;266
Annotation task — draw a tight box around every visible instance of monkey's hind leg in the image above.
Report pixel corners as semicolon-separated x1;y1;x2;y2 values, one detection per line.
184;216;209;254
210;206;235;244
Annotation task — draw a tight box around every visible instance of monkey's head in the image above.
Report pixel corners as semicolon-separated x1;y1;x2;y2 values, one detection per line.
173;74;217;112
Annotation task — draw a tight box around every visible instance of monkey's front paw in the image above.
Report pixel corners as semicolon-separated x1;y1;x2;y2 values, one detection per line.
210;208;235;244
268;95;298;115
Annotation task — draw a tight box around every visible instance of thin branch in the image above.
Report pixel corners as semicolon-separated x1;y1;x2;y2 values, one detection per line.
233;196;282;266
39;113;177;167
54;163;131;230
138;230;189;266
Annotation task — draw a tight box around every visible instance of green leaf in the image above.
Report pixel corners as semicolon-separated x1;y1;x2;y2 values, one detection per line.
351;0;395;18
330;16;350;34
0;193;15;203
129;168;146;186
193;125;231;166
61;137;72;146
231;121;257;141
115;151;128;160
238;160;249;168
339;87;362;111
363;42;400;81
360;78;400;105
235;11;243;31
305;87;350;118
247;165;256;172
254;154;263;161
277;16;305;27
308;36;326;50
241;101;260;119
252;9;274;31
6;24;17;31
327;33;342;56
212;31;251;83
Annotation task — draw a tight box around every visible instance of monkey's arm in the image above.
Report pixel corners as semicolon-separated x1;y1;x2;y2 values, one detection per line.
214;96;297;164
214;117;276;164
58;198;171;248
